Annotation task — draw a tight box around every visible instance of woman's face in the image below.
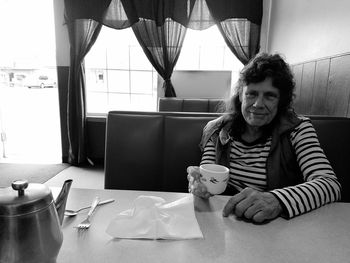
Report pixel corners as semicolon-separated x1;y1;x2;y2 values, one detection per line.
239;78;280;129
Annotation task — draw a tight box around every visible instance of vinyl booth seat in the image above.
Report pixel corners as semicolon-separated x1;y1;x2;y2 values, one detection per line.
104;111;350;202
158;98;226;113
104;111;221;193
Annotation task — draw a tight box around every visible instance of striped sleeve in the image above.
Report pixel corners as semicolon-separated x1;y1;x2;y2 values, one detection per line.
271;118;341;218
200;138;216;165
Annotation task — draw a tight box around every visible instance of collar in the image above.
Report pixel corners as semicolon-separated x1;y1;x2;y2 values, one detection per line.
199;112;301;151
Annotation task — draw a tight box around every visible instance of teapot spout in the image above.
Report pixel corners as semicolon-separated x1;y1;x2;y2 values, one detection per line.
54;179;73;225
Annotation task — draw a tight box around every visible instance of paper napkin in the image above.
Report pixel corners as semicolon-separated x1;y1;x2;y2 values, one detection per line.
106;195;203;240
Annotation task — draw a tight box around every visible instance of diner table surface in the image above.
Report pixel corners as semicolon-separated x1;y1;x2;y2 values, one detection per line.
52;187;350;263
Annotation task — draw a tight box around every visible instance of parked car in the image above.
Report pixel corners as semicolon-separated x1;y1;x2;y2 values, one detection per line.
24;74;57;88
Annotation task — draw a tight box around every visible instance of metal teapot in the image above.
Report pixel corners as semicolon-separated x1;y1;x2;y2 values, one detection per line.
0;179;73;263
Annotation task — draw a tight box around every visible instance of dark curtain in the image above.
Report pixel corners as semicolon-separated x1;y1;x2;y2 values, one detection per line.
65;18;102;165
216;20;261;65
122;0;196;97
132;19;186;97
63;0;134;165
206;0;262;64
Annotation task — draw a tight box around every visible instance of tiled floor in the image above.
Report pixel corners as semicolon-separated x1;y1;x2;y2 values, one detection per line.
45;165;104;189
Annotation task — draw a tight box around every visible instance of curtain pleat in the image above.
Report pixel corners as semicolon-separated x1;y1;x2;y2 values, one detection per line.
132;18;187;97
205;0;263;25
205;0;262;64
66;19;102;165
217;19;260;65
187;0;215;30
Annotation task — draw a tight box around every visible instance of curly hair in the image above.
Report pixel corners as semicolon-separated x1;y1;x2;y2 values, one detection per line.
225;53;296;136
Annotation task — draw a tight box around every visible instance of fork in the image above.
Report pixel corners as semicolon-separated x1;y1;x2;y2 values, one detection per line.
65;198;115;217
75;196;100;230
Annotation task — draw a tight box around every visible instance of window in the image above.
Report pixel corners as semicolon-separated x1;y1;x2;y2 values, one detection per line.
176;26;243;73
85;25;243;114
85;27;158;114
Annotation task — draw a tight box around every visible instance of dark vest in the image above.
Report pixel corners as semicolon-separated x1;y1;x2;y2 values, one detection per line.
200;114;304;194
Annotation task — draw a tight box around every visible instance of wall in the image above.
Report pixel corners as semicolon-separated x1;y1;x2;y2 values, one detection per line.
53;0;69;67
259;0;272;52
266;0;350;117
157;71;232;99
53;0;70;162
267;0;350;64
292;53;350;117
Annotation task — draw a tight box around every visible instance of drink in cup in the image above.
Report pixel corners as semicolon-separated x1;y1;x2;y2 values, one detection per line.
199;164;229;195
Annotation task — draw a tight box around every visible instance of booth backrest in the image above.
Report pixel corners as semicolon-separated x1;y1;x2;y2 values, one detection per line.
104;111;350;202
158;98;226;113
105;111;221;192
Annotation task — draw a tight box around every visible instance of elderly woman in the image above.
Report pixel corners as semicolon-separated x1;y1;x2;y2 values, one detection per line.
188;53;341;223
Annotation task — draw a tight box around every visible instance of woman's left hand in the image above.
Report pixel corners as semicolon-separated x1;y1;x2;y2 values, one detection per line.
187;166;212;199
222;187;282;223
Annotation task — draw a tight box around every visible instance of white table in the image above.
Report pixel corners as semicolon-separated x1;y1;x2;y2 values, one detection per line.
55;188;350;263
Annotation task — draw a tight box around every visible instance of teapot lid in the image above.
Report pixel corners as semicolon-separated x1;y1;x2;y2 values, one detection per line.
0;180;53;217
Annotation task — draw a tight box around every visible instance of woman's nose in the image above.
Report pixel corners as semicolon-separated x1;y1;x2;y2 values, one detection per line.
253;95;264;107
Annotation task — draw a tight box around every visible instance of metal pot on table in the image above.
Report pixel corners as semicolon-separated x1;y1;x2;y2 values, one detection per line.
0;179;72;263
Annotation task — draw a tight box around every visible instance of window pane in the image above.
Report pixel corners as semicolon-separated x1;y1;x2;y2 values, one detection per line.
108;93;131;111
130;46;152;70
130;71;153;94
223;47;243;72
86;69;107;92
107;93;157;111
130;94;157;111
86;92;108;113
175;46;200;70
200;46;225;70
177;26;244;72
106;46;129;69
85;48;106;69
107;70;129;93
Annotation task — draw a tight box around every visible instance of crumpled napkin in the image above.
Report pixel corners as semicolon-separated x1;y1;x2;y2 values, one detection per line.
105;195;203;240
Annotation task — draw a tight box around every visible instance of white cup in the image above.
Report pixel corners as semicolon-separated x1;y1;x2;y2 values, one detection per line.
199;164;230;195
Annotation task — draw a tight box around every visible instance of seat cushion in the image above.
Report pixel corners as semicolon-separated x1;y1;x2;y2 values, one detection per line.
104;114;164;191
182;99;209;112
158;98;183;112
208;99;226;112
311;117;350;202
162;116;217;192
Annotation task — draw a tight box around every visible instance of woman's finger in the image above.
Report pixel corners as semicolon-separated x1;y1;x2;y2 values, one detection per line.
222;192;246;217
243;203;262;219
252;210;268;223
192;180;211;199
187;166;201;180
234;197;255;218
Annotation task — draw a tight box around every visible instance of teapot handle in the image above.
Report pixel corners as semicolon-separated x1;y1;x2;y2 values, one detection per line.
12;180;29;196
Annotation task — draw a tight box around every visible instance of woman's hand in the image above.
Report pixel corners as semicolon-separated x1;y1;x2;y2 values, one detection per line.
187;166;212;199
222;187;282;223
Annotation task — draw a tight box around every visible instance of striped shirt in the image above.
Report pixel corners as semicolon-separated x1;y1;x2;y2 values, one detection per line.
200;117;341;218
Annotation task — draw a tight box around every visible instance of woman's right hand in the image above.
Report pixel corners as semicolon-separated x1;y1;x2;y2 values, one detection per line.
187;166;212;199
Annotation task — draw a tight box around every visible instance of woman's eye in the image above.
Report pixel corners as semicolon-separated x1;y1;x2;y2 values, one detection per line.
245;92;256;98
265;94;279;101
